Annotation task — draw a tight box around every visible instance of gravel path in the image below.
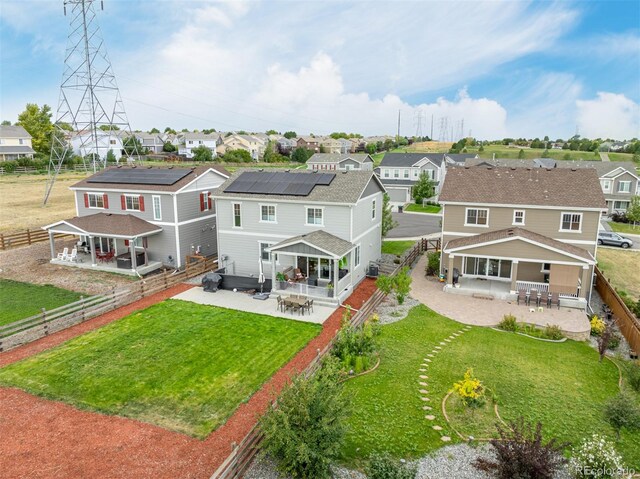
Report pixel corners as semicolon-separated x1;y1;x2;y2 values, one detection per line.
376;295;420;325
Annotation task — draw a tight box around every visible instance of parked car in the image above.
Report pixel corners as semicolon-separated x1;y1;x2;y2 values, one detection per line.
597;231;633;248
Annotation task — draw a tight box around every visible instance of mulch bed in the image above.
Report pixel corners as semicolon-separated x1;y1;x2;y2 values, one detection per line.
0;279;378;479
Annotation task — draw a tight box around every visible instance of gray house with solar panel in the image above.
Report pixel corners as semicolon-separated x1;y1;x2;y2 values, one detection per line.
42;165;229;275
211;169;385;303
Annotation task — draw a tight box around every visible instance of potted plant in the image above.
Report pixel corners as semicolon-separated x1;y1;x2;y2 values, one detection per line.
327;282;334;298
276;272;287;290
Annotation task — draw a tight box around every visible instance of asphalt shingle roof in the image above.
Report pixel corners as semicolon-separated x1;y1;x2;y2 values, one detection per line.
0;145;35;154
52;213;162;237
380;153;444;167
307;153;372;164
439;166;606;209
269;230;354;258
0;125;32;139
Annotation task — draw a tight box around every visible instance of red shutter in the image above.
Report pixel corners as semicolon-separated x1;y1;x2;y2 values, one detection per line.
199;193;205;212
139;196;145;212
207;195;212;211
121;195;126;210
103;194;109;209
124;239;129;247
84;193;89;208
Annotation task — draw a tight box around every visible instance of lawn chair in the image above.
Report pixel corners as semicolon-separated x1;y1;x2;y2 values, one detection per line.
539;291;549;307
549;292;560;310
56;247;69;261
517;289;527;305
66;248;78;263
306;299;314;314
530;289;540;307
283;299;293;314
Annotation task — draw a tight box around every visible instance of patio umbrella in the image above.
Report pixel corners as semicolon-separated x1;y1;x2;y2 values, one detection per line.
258;254;265;294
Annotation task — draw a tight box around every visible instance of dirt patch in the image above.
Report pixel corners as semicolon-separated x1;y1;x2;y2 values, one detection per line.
0;240;134;295
0;279;378;479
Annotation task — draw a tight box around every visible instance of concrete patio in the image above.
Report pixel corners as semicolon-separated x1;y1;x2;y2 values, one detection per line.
171;287;337;325
411;256;590;340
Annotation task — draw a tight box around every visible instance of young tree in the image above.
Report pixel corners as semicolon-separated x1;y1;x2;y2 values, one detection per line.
259;359;350;479
626;196;640;227
123;136;144;156
381;193;397;237
393;266;412;305
17;103;53;154
541;148;550;158
412;171;436;204
149;127;160;134
603;392;640;440
478;144;484;152
597;326;612;362
518;148;525;159
162;141;176;153
291;147;310;163
283;130;297;139
106;149;116;164
265;129;279;135
365;143;377;154
191;145;213;162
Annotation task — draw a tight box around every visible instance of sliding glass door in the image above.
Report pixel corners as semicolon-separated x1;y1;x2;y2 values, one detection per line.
464;256;512;279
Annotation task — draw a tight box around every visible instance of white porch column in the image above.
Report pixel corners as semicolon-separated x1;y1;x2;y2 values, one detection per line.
447;254;455;285
510;261;519;293
580;265;590;299
333;258;339;298
89;236;97;266
271;258;277;292
48;231;56;260
130;238;137;272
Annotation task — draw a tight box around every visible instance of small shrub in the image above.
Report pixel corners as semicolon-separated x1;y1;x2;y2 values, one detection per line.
498;314;518;332
598;327;612;362
394;267;412;305
570;433;625;479
1;160;18;172
425;251;441;276
452;368;485;408
590;315;606;336
626;361;640;392
607;331;621;351
603;392;640;440
332;317;379;374
366;452;417;479
376;275;394;296
473;417;568;479
543;324;564;341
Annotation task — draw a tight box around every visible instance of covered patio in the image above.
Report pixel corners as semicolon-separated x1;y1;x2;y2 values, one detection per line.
267;230;357;304
42;213;164;277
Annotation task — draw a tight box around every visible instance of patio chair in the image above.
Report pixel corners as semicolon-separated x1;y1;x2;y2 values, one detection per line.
283;300;293;314
56;247;69;261
307;299;314;314
549;292;560;310
276;295;283;312
290;301;302;316
517;289;527;305
294;268;305;282
539;291;549;307
530;289;540;307
67;248;78;263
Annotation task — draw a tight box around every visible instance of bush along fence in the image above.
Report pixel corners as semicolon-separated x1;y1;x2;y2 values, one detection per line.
0;255;218;352
594;266;640;358
0;229;75;251
211;239;427;479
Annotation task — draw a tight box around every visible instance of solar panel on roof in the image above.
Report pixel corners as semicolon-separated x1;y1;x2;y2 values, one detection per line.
224;172;335;196
87;168;192;185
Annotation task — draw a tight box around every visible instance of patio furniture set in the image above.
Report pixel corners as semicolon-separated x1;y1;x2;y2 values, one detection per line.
517;289;560;309
276;295;315;316
56;247;79;263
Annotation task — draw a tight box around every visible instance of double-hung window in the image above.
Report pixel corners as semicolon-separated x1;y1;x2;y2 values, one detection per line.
601;179;612;192
124;195;141;211
259;242;274;262
618;181;631;193
513;210;525;225
306;207;323;226
233;203;242;227
87;193;105;209
371;199;377;220
560;212;582;232
354;245;361;267
260;204;276;223
465;208;488;226
383;169;390;178
393;169;399;178
152;195;162;220
403;169;409;178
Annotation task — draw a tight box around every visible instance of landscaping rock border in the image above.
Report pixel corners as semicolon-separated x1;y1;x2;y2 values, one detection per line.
376;295;420;325
490;327;567;343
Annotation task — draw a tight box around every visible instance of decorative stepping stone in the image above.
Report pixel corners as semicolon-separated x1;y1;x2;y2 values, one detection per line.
435;346;442;350
419;375;428;379
425;415;435;420
421;397;430;402
439;342;446;345
427;354;434;358
419;368;427;372
433;425;443;431
419;381;428;386
419;389;428;394
441;436;451;442
424;359;432;363
422;405;432;410
445;339;452;342
448;335;455;339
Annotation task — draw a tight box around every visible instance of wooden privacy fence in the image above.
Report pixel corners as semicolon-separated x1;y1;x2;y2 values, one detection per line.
0;229;74;250
0;255;218;352
594;266;640;357
0;164;92;175
212;282;388;479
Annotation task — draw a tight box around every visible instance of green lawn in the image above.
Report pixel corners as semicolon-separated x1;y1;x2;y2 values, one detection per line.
341;305;640;468
609;222;640;235
382;240;416;256
404;203;441;214
0;279;82;327
597;248;640;300
0;299;320;438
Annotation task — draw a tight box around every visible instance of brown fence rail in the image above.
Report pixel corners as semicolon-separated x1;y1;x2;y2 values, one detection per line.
0;164;92;175
0;255;218;352
594;266;640;356
0;229;74;250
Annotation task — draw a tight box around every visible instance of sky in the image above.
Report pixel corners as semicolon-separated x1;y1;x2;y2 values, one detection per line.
1;0;639;140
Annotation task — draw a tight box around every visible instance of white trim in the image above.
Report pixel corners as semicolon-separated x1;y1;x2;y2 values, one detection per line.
46;226;162;240
617;180;632;193
123;194;142;212
354;243;361;267
602;168;639;181
74;191;79;216
232;202;242;228
305;206;325;227
352;222;381;243
559;212;583;233
152;195;162;221
175;167;229;193
464;207;489;227
149;212;217;227
554;239;596;245
442;231;477;237
173;194;181;268
259;203;277;224
201;190;210;212
86;192;106;209
349;205;354;242
268;239;352;259
453;252;588;267
218;229;291;239
258;240;276;263
71;186;170;195
371;198;377;221
512;209;525;226
439;200;604;212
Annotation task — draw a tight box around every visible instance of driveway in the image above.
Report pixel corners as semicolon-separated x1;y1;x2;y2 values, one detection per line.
386;212;441;239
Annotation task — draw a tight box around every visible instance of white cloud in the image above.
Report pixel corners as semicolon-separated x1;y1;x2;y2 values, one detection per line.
576;92;640;139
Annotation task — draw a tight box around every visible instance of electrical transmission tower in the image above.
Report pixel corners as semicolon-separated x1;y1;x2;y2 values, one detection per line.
44;0;139;205
437;117;448;142
414;109;424;139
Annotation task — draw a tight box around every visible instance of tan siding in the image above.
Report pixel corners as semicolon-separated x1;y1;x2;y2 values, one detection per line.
449;239;589;264
517;262;545;281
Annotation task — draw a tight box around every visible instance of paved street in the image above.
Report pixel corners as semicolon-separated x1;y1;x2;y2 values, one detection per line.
386;212;441;239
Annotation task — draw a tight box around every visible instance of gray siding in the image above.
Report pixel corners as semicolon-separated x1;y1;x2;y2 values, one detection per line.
176;190;217;222
177;220;217;262
275;243;332;257
74;190;175;223
360;177;385;199
352;191;383;240
112;228;177;266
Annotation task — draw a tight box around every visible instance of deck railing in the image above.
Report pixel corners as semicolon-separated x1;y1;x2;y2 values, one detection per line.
515;281;549;294
272;281;332;299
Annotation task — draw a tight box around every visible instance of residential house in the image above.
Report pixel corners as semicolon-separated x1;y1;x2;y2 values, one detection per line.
211;170;385;303
465;158;639;214
0;125;35;161
306;153;374;171
179;132;222;158
376;153;447;203
218;134;265;160
297;136;320;152
319;137;343;154
135;132;165;154
276;137;297;155
70;130;127;161
43;165;230;275
444;153;479;165
338;138;355;154
439;167;606;309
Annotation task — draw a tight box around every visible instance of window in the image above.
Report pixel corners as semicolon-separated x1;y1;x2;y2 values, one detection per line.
18;139;24;145
152;195;161;220
260;204;276;223
513;210;525;225
413;169;419;177
464;257;512;279
601;179;612;192
124;195;141;211
188;140;193;144
354;245;361;267
541;263;551;273
87;193;105;209
465;208;488;226
306;207;323;225
201;191;210;212
560;212;582;232
109;139;116;145
372;199;377;220
233;203;241;227
403;169;409;178
259;242;273;262
613;201;629;211
393;169;399;178
618;181;631;193
383;169;390;178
